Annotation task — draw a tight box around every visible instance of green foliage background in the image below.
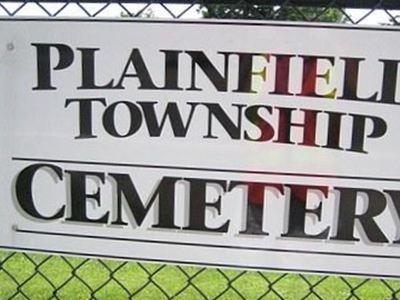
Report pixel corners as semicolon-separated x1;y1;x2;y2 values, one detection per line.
201;4;344;23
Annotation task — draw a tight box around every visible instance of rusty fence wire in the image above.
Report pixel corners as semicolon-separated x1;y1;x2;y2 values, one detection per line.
1;1;400;299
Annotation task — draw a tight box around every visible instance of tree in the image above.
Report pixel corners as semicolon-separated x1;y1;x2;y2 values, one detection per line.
201;4;344;23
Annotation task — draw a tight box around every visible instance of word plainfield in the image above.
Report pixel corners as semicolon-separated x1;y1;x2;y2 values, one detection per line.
15;163;400;245
32;43;398;154
5;19;400;277
32;43;400;105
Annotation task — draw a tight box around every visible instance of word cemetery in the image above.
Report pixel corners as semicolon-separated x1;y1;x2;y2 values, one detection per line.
1;19;400;278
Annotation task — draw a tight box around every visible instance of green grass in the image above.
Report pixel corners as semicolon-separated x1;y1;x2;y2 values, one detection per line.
0;251;399;299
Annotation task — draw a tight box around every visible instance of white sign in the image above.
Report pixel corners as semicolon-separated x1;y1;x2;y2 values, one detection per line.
1;18;400;278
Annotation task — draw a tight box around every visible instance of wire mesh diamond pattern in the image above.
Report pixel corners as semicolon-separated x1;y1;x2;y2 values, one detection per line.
1;251;400;299
1;0;400;299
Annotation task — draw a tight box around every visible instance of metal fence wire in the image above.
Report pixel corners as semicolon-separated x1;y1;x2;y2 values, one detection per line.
1;0;400;299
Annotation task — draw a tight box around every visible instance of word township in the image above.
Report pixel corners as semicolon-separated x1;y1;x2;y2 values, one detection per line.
31;43;397;154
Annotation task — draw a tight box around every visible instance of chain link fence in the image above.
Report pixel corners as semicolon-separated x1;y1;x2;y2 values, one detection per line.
0;0;399;24
1;1;400;299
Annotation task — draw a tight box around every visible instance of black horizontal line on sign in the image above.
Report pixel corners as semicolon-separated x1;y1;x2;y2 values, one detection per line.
11;156;400;182
15;228;400;260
